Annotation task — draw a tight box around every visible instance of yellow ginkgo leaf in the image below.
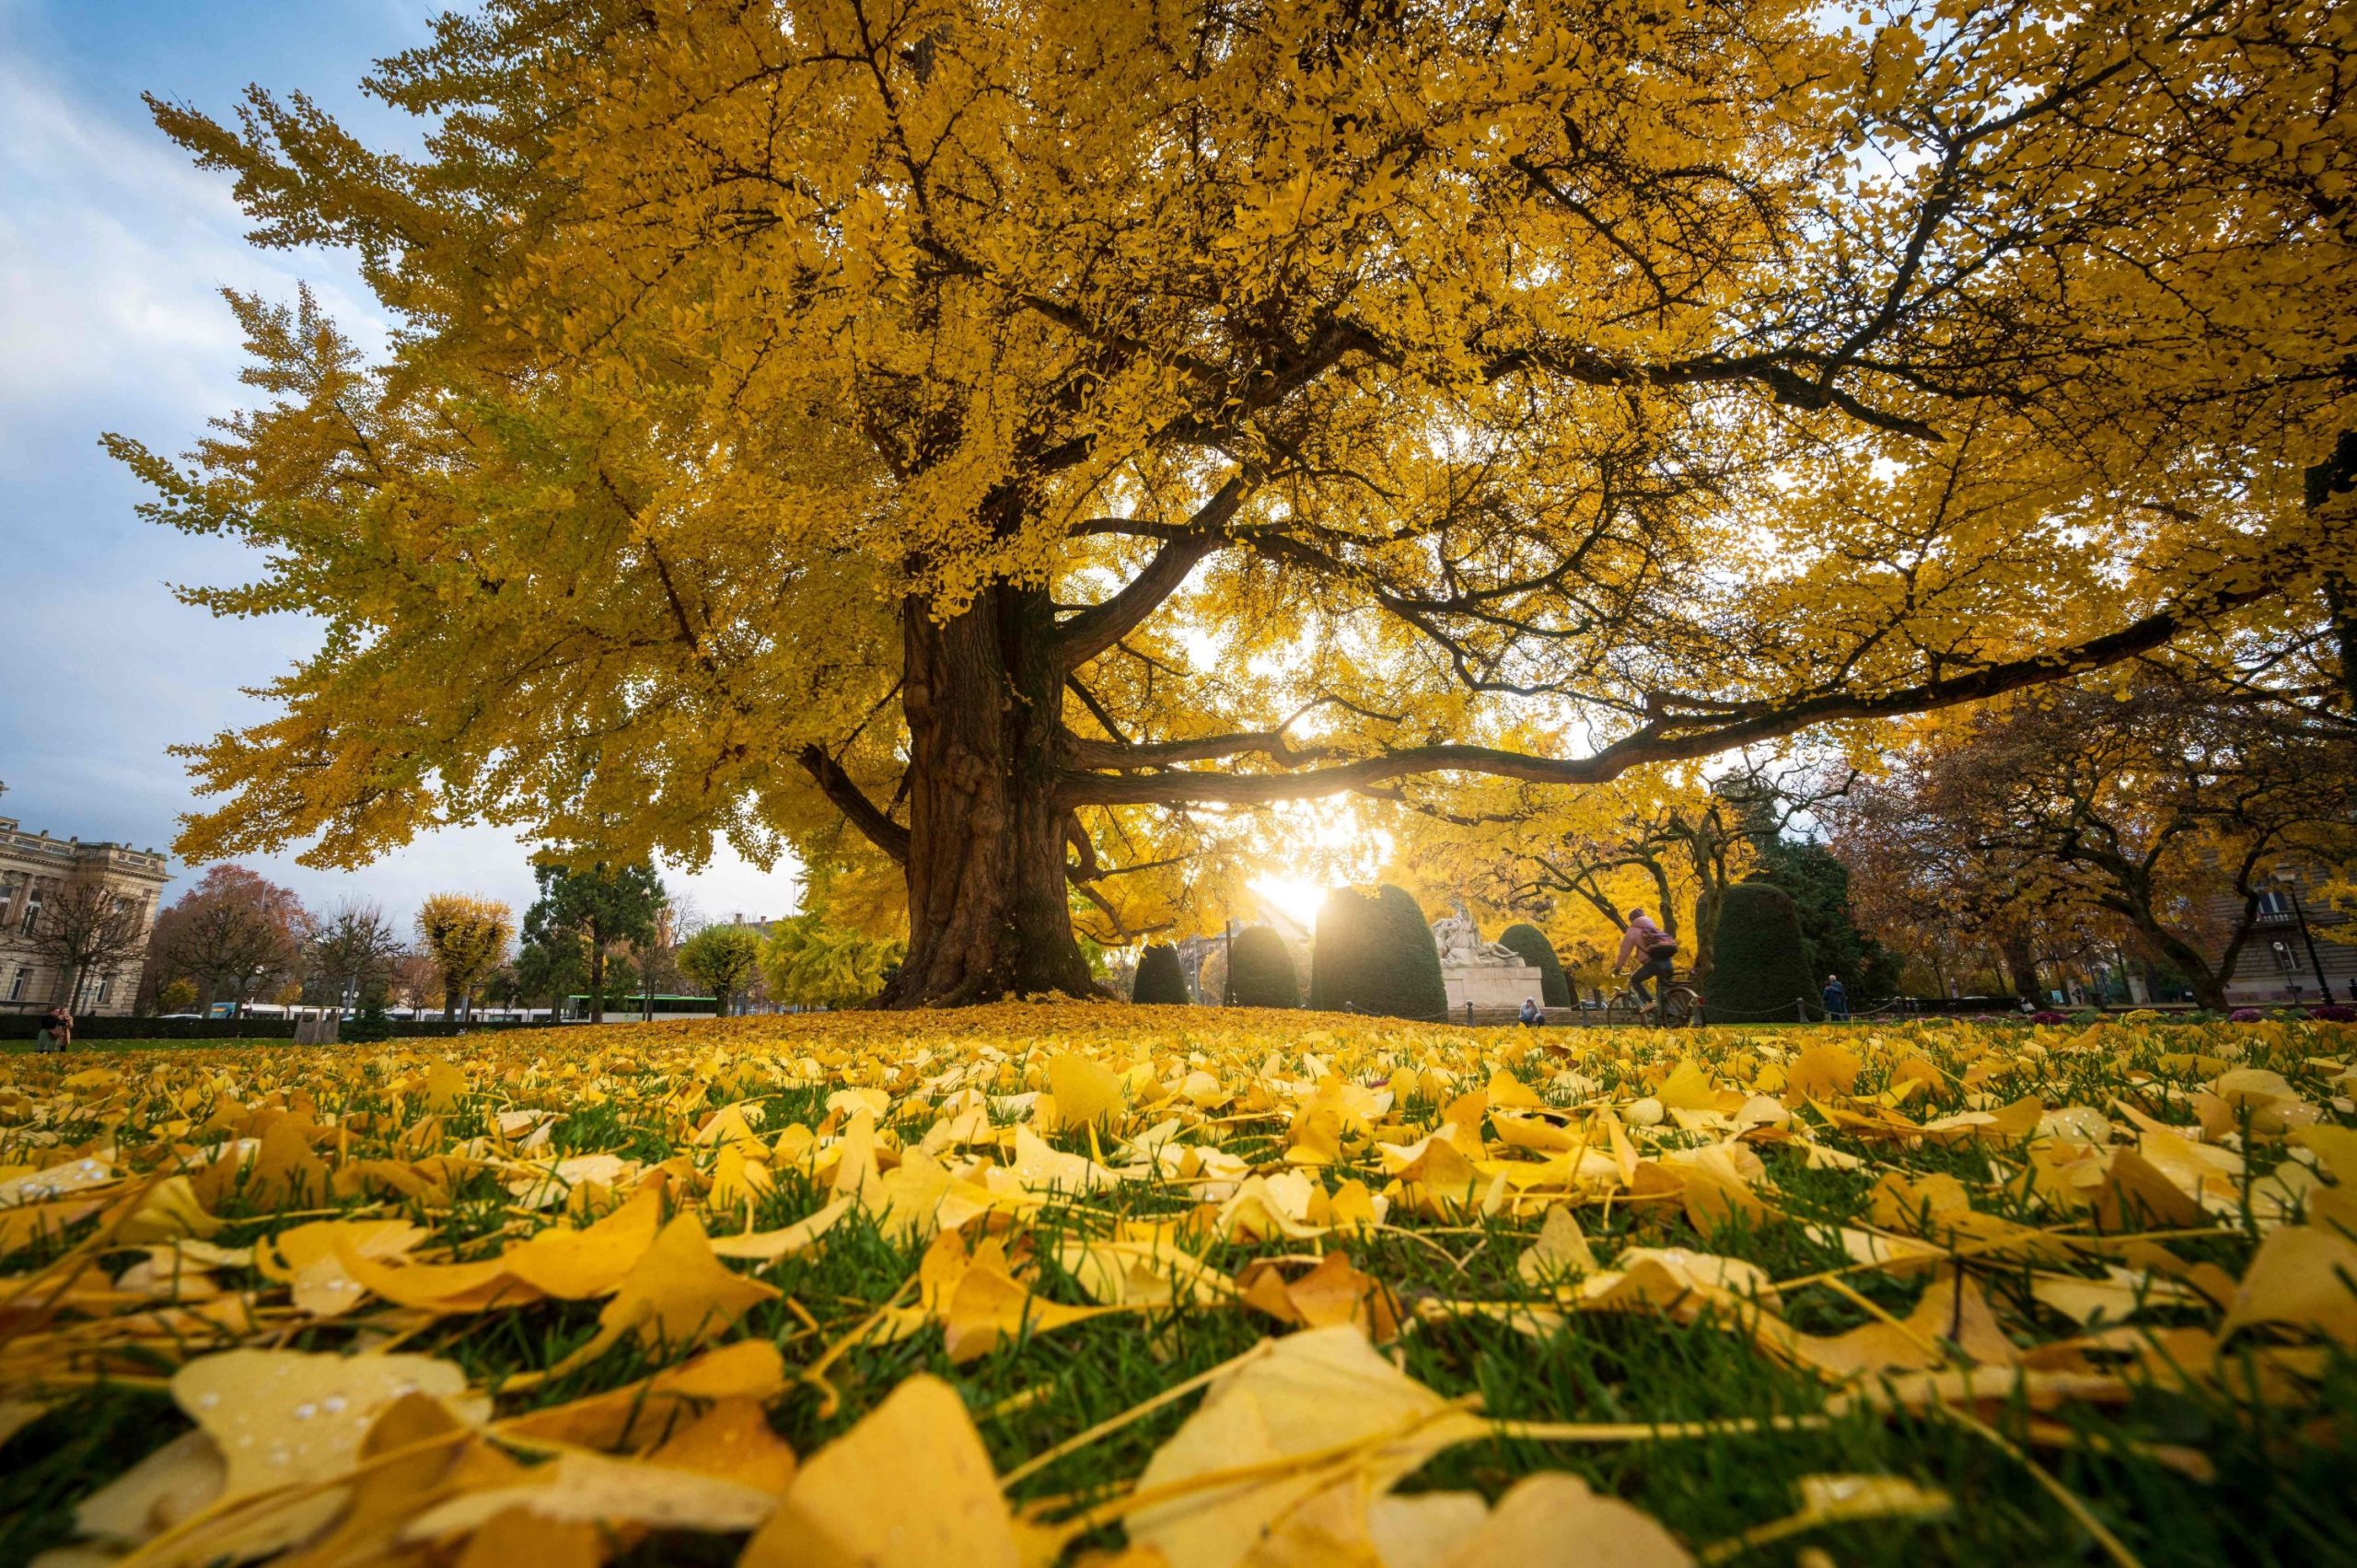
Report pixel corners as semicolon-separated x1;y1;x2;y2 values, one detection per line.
739;1375;1018;1568
553;1211;781;1372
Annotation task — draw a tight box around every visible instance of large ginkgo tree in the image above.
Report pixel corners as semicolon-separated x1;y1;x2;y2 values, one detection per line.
113;0;2356;1003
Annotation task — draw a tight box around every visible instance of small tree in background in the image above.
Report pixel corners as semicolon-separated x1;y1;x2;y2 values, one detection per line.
521;860;667;1024
151;865;306;1016
1710;881;1822;1023
679;924;763;1016
1226;926;1299;1009
1131;945;1190;1005
512;934;585;1020
760;916;903;1010
414;895;514;1022
1498;923;1572;1008
158;977;199;1014
26;882;151;1013
306;901;403;1011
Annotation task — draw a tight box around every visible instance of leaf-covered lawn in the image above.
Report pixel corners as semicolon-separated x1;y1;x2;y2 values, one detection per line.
2;1005;2352;1567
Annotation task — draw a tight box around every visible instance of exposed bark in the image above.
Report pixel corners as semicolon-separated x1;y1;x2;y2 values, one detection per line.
881;586;1097;1005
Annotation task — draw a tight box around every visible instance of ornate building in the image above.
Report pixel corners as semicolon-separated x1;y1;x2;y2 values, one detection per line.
0;784;172;1017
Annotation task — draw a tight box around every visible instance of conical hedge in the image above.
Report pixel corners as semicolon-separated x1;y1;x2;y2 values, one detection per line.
1227;925;1300;1008
1310;885;1447;1018
1498;923;1572;1007
1708;880;1821;1022
1308;889;1374;1011
1132;944;1191;1005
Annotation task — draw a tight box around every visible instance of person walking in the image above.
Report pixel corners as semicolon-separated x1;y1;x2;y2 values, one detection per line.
1612;908;1679;1023
1822;974;1850;1022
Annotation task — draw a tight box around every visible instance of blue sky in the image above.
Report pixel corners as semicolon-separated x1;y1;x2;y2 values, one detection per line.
0;0;798;930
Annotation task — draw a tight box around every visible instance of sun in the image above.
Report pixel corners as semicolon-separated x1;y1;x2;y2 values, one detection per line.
1248;877;1327;932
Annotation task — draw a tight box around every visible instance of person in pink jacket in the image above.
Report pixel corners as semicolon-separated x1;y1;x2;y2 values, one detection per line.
1612;909;1679;1016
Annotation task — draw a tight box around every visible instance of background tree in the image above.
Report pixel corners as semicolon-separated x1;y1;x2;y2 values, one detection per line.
512;934;586;1022
414;895;514;1022
1828;674;2357;1009
678;924;762;1016
1497;923;1572;1009
1226;926;1300;1009
150;865;306;1016
157;977;200;1015
1747;839;1902;1003
304;901;402;1010
119;0;2357;1005
521;861;666;1025
759;916;903;1011
26;882;152;1012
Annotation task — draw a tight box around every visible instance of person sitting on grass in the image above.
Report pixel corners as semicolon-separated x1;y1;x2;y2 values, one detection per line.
1612;909;1679;1020
1518;996;1545;1028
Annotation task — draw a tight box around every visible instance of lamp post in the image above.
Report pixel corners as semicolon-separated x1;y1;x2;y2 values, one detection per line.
1224;918;1236;1007
2276;870;2329;1003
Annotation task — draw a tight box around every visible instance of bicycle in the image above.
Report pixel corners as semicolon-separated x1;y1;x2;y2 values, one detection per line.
1602;973;1700;1028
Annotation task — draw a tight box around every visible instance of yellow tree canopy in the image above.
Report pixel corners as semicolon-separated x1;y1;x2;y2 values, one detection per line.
110;0;2357;1003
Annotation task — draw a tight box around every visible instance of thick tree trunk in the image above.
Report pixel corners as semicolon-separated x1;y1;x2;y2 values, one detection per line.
884;587;1096;1006
2001;935;2040;1003
587;942;607;1024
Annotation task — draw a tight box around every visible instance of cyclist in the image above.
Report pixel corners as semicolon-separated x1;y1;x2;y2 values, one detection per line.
1611;908;1680;1023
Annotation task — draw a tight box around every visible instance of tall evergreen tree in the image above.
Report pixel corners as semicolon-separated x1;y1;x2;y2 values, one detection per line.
1748;839;1901;1001
1710;881;1822;1022
521;861;667;1025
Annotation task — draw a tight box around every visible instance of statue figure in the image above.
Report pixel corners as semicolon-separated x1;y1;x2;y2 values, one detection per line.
1431;900;1524;966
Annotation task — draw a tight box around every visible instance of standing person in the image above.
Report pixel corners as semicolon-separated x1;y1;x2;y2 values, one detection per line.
1611;908;1679;1021
35;1003;72;1053
1822;974;1850;1022
1518;996;1545;1028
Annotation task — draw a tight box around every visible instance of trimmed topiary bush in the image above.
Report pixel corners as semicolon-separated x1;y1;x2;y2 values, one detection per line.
1309;889;1373;1011
2030;1010;2069;1026
2227;1007;2264;1023
1706;881;1821;1022
2310;1004;2356;1023
1308;885;1448;1019
1132;945;1191;1005
1227;926;1300;1008
1498;923;1571;1007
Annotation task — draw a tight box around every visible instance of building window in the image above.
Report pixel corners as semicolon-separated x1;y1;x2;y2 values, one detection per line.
2257;889;2294;918
0;877;15;929
17;884;40;937
6;968;24;1002
96;974;112;1005
2270;938;2299;972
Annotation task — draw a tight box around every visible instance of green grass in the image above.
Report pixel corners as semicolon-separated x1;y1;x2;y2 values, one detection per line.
3;1016;2353;1567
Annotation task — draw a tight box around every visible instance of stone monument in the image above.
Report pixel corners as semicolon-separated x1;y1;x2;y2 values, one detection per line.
1430;900;1542;1010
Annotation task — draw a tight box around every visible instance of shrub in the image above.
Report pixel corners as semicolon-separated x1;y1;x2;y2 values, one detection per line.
1706;882;1821;1023
1309;889;1373;1011
1226;926;1299;1008
2228;1007;2264;1023
2030;1010;2069;1025
1309;885;1447;1019
1497;923;1572;1007
2310;1004;2356;1023
1132;945;1191;1005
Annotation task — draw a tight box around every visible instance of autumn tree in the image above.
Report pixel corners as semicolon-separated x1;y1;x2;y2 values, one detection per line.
116;0;2357;1005
520;861;666;1024
25;882;152;1012
305;900;403;1007
150;865;307;1016
414;894;514;1021
678;923;763;1016
1828;675;2357;1008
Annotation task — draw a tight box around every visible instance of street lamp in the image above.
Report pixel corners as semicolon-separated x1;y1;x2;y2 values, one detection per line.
2273;868;2329;1002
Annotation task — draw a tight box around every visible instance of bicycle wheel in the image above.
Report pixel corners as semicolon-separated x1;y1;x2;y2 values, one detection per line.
1659;986;1698;1028
1602;991;1641;1027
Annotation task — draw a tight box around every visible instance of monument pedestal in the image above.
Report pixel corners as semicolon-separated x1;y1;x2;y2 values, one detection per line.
1441;961;1541;1010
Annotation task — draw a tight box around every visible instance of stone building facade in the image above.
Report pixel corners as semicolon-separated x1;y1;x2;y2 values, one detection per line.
0;784;173;1017
2212;867;2357;1007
